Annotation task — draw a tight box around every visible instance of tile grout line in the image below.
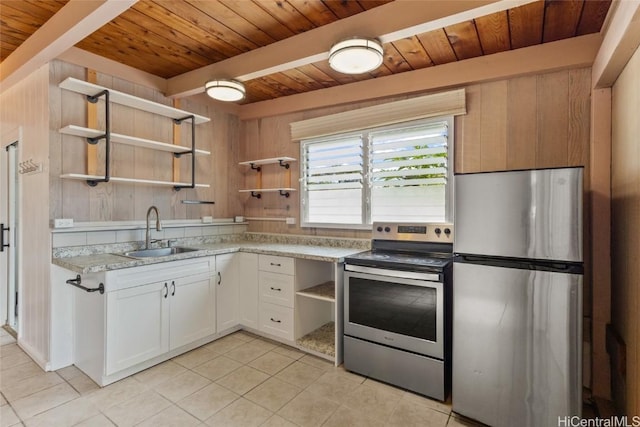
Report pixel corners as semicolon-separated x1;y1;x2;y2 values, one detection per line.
2;332;458;427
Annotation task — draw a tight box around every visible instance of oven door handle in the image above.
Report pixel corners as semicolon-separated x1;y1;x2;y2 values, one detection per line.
345;264;441;282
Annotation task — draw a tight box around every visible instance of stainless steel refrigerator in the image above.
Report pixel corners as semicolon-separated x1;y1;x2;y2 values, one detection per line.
452;167;583;427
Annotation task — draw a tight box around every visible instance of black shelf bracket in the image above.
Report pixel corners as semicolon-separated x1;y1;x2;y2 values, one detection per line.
250;191;262;199
278;159;290;169
173;115;196;191
66;275;104;294
85;90;111;187
250;163;261;172
279;190;290;198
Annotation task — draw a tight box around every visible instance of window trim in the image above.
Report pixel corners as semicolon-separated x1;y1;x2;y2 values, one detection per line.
300;116;454;230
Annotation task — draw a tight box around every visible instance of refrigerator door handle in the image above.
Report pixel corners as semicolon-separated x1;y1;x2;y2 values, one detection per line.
454;254;584;275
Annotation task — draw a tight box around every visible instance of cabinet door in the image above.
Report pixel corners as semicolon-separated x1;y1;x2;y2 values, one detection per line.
106;281;169;375
216;253;239;332
238;253;259;329
170;274;216;350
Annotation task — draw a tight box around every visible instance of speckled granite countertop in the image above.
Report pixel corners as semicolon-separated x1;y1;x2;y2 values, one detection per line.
52;234;370;274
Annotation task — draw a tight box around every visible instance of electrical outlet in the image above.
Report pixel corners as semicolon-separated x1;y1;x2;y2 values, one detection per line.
285;217;296;225
202;216;213;223
53;218;74;228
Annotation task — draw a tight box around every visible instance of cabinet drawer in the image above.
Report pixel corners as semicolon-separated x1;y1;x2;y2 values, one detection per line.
259;302;294;341
259;272;294;308
259;255;294;275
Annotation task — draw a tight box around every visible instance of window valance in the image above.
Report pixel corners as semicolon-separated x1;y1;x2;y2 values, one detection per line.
290;88;466;141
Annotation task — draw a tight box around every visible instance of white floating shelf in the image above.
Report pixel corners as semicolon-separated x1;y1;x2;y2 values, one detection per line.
61;174;210;188
59;77;210;124
239;157;297;167
239;188;297;193
60;125;210;155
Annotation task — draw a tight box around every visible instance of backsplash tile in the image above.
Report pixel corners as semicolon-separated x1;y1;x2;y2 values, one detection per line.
184;227;204;237
86;231;117;245
116;230;141;243
163;228;185;239
52;233;87;248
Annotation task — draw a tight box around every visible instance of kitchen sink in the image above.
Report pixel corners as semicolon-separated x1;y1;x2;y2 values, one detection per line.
121;247;200;258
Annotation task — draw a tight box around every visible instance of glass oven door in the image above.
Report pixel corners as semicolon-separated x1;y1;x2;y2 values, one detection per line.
344;265;444;359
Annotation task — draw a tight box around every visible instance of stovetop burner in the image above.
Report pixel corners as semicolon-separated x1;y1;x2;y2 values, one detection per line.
345;249;453;272
344;222;454;273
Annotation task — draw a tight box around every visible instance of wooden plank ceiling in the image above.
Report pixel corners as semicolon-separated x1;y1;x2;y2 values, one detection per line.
0;0;612;104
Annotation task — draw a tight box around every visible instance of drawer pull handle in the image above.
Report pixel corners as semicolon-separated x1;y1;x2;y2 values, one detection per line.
270;317;281;323
171;281;175;296
163;283;168;299
270;262;281;267
270;287;282;291
217;272;222;285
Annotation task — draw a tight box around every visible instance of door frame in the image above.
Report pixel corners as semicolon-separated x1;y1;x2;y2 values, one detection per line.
1;126;22;334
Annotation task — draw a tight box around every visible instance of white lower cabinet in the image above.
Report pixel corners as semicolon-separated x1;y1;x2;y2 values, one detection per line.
105;281;170;375
257;255;295;341
169;274;216;349
68;249;344;387
251;254;340;362
238;253;259;329
73;257;216;386
215;253;239;332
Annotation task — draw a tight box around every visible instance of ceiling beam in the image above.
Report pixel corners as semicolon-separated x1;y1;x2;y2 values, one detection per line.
0;0;137;93
592;0;640;88
238;33;602;120
166;0;537;98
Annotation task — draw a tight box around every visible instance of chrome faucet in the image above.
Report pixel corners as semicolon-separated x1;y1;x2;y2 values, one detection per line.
145;206;162;249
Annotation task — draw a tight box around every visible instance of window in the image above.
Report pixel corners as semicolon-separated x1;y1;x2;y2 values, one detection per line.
300;116;453;228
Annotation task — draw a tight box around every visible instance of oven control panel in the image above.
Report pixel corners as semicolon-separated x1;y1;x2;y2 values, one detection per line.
372;222;454;243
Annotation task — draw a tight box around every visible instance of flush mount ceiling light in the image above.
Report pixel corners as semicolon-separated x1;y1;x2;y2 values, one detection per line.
205;79;245;102
329;37;384;74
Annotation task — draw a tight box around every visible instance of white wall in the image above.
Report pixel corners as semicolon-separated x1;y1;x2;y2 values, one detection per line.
611;43;640;416
0;63;52;368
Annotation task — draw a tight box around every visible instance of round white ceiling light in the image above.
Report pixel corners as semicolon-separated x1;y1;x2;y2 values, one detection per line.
205;79;246;102
328;37;384;74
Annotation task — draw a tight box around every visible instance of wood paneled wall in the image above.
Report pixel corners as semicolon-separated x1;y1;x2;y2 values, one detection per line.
455;69;591;172
49;60;242;222
0;64;51;366
240;68;592;236
611;45;640;416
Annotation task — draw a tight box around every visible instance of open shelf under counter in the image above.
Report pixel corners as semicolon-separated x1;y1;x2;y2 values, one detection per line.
59;77;210;124
60;125;210;155
296;281;335;302
296;322;335;358
60;174;210;188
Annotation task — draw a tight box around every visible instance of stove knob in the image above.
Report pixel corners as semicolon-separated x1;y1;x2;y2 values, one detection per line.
376;226;383;232
444;228;451;235
434;227;442;235
384;227;391;232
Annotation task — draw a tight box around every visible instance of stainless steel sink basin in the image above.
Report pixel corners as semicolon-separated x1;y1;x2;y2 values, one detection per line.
122;247;199;258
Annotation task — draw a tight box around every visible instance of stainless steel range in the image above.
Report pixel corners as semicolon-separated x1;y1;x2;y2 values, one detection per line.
343;222;453;400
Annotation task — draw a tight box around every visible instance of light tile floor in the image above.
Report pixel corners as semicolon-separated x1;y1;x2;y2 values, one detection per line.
0;328;482;426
